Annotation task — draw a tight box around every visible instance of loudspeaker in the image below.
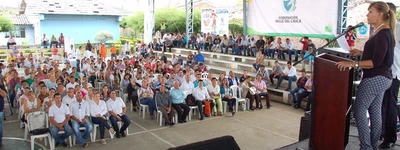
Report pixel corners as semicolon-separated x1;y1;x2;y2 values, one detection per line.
299;116;311;141
167;135;241;150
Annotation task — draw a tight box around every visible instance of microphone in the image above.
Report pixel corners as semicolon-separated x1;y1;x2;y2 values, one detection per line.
348;22;364;30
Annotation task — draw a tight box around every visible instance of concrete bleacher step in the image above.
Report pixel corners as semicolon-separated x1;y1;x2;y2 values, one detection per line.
155;50;307;75
169;48;308;71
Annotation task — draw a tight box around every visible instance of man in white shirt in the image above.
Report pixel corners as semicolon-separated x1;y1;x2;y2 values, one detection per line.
280;38;295;61
180;75;194;93
171;54;179;66
69;91;92;147
62;88;76;106
275;61;297;91
75;46;82;72
380;3;400;149
107;90;130;138
124;41;131;56
41;33;49;48
206;78;222;116
175;70;185;85
66;77;79;89
240;36;249;56
7;36;16;49
192;80;214;120
49;93;73;148
84;48;92;59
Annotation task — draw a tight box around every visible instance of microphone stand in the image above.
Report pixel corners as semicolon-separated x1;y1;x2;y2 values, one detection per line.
293;28;353;67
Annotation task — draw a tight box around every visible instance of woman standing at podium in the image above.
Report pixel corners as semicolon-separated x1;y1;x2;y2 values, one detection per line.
336;2;396;149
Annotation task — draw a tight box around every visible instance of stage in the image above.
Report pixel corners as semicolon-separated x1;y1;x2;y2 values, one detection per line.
277;126;400;150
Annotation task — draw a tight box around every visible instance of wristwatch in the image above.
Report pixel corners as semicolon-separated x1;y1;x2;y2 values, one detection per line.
352;62;359;68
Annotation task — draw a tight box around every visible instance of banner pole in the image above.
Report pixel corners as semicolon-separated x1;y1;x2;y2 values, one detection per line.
243;0;247;36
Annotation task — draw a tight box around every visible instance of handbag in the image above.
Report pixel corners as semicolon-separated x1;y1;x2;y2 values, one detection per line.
212;93;221;99
204;100;211;116
249;87;257;95
30;128;50;135
185;94;196;106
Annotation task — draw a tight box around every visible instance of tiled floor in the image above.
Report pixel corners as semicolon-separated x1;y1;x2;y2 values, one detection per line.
2;101;400;150
1;101;306;150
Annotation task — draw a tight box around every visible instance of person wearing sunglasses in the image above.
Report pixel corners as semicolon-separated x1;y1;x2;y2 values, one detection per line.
69;91;92;148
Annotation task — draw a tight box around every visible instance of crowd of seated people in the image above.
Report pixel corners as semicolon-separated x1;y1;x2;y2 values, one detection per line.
153;31;315;64
2;31;317;148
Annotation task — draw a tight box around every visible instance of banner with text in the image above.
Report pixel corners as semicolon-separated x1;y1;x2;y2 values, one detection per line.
247;0;338;38
201;8;229;36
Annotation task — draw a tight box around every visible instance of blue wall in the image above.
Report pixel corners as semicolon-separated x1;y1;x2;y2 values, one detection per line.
24;25;35;44
40;14;120;44
0;25;35;45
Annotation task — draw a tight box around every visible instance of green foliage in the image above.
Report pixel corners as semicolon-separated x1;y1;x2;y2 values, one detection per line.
95;31;114;43
125;11;145;33
229;23;243;37
0;16;14;32
124;8;202;34
397;9;400;21
120;17;128;29
22;41;28;44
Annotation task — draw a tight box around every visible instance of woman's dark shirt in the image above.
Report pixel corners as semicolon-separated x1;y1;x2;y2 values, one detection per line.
362;28;394;79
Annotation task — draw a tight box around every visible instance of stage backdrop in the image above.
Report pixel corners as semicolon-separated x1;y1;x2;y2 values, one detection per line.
201;8;229;36
247;0;338;38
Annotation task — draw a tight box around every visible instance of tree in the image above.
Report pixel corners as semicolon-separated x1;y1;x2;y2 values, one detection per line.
120;17;128;29
124;8;201;34
229;23;243;37
95;31;114;43
0;16;14;32
126;11;145;33
229;19;244;37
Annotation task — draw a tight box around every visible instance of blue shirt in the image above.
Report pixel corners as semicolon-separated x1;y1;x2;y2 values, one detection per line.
193;54;204;63
219;85;232;96
228;39;235;45
304;52;315;62
193;80;206;88
228;77;239;86
169;88;185;104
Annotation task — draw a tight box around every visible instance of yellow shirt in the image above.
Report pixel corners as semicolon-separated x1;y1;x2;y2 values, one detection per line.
7;55;16;64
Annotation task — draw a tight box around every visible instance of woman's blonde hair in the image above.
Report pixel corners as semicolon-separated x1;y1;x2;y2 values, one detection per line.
369;1;397;46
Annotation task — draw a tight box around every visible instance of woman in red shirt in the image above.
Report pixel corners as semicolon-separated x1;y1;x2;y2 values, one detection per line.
345;25;357;49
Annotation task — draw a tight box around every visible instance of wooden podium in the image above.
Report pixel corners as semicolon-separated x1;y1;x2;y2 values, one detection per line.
310;54;354;150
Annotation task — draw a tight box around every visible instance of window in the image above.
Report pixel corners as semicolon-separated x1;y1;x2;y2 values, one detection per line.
4;27;26;38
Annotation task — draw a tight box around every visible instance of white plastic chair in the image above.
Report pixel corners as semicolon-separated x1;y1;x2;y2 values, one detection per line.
109;121;130;139
72;126;93;146
51;130;72;148
92;119;114;141
139;104;149;119
25;112;53;150
156;97;176;126
188;106;201;120
201;73;208;81
182;91;201;120
230;85;247;112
